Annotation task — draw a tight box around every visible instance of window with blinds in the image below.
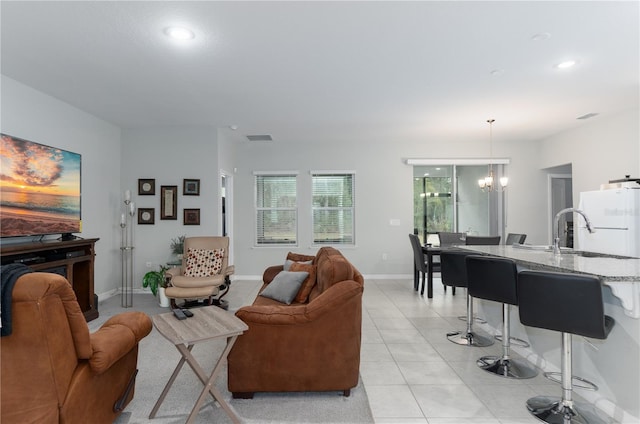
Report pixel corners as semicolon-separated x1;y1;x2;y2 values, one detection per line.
255;174;297;245
312;173;354;244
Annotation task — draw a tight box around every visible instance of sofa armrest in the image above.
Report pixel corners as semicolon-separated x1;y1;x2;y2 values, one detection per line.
236;280;362;325
262;265;284;285
89;312;151;374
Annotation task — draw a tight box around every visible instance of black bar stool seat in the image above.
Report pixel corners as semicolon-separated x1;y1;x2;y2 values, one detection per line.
518;270;615;424
466;255;538;379
441;251;493;347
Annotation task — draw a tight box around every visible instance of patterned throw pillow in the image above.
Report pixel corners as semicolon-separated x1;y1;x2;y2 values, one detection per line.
184;248;224;277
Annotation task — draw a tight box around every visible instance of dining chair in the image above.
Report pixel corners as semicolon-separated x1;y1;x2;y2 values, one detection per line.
437;232;465;246
505;233;527;245
465;235;501;245
409;234;444;295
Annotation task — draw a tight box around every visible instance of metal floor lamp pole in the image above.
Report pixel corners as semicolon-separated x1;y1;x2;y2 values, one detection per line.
121;191;135;307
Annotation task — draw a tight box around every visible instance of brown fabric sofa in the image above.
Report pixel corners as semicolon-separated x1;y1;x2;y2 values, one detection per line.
1;272;152;423
227;247;364;398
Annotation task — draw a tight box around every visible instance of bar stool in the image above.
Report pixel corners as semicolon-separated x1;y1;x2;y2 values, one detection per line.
465;255;538;379
518;270;615;424
440;251;493;347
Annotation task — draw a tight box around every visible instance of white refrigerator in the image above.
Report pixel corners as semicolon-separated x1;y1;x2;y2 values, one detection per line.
576;188;640;257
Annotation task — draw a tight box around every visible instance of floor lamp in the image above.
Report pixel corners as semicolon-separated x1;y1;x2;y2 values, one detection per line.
121;190;135;307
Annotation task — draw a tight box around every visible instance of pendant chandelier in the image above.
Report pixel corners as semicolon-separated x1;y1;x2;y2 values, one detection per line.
478;119;508;192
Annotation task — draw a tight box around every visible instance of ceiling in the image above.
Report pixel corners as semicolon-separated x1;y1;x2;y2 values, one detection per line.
1;1;638;145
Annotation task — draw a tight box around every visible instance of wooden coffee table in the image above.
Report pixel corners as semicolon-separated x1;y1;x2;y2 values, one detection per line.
149;305;248;424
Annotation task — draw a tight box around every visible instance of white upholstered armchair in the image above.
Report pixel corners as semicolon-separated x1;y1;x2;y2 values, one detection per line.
164;236;234;309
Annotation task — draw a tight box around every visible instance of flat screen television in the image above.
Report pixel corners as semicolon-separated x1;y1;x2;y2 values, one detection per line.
0;133;81;239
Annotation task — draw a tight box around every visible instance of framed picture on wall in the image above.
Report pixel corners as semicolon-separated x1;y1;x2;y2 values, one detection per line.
138;208;155;224
183;179;200;196
184;208;200;225
138;179;155;195
160;186;178;220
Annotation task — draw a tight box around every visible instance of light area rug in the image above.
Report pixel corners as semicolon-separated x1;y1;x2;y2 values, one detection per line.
98;296;373;424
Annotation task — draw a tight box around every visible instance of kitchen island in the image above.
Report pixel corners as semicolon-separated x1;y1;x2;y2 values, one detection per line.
459;244;640;318
457;244;640;423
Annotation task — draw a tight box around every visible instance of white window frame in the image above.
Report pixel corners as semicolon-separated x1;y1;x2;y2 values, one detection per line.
254;171;299;246
311;171;355;246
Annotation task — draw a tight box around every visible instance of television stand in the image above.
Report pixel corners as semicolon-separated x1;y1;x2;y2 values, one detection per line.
60;233;77;241
1;238;100;321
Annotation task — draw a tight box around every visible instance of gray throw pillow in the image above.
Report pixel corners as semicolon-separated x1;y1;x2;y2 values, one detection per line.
260;271;309;304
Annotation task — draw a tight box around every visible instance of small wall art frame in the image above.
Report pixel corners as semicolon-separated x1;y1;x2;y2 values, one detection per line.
183;208;200;225
138;208;155;225
160;185;178;220
183;179;200;196
138;178;156;195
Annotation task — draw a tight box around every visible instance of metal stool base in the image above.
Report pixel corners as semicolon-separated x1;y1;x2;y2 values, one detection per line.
544;372;599;391
526;395;612;424
446;331;494;347
476;356;538;379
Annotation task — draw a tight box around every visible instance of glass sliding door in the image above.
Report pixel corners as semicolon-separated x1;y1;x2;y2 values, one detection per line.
413;164;504;245
413;166;453;245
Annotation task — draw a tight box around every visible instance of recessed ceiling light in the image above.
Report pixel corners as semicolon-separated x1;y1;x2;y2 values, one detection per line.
556;60;577;69
577;113;599;120
531;32;551;41
164;26;195;40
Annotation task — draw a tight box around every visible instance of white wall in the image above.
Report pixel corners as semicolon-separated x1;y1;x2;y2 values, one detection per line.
3;76;637;288
1;76;122;295
121;126;221;290
231;136;544;277
539;109;640;203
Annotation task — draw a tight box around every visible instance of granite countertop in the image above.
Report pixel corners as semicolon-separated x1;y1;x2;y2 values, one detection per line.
458;245;640;282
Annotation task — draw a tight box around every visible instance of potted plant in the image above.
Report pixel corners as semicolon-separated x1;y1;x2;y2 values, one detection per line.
142;265;170;307
170;235;186;259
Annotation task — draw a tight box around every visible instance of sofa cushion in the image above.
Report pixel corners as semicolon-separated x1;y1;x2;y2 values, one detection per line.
184;248;224;277
286;252;316;263
283;259;313;271
260;271;309;305
289;262;317;303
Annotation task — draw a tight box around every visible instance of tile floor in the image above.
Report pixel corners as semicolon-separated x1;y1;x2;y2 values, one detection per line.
96;277;602;424
361;277;582;424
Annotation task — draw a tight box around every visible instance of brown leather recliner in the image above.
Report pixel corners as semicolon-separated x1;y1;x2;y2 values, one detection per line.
1;272;152;423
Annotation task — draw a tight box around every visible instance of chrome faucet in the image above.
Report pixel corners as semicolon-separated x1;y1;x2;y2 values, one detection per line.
553;208;595;255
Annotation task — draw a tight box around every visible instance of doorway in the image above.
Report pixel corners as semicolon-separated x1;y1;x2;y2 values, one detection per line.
220;171;233;263
547;168;573;246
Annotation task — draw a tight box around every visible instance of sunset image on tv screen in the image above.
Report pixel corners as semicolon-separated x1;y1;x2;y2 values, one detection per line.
0;134;81;237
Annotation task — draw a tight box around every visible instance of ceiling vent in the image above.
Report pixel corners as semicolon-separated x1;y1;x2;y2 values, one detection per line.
246;134;273;142
577;113;599;120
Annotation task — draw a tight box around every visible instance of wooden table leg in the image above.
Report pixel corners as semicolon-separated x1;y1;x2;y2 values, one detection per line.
149;345;194;418
185;335;241;424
